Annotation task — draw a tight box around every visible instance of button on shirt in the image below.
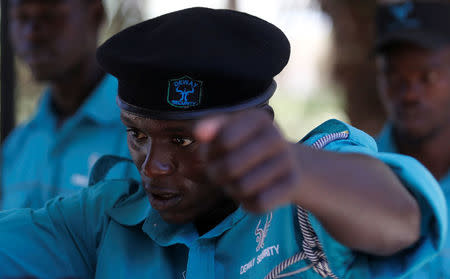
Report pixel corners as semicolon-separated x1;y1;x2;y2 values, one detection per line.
377;123;450;279
1;74;137;209
0;120;446;279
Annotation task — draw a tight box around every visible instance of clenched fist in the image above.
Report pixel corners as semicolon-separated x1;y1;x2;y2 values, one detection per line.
194;109;303;213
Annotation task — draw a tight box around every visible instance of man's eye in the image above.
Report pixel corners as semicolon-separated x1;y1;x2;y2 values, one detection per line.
127;129;147;141
11;11;28;23
423;69;440;85
172;137;194;147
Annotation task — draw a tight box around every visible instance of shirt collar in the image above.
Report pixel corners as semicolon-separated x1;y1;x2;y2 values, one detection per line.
376;123;399;153
441;172;450;192
142;206;247;248
78;74;120;125
30;74;120;127
29;89;56;128
106;184;247;247
377;124;450;186
106;184;151;226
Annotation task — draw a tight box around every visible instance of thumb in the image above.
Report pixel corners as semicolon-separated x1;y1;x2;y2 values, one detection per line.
194;114;229;143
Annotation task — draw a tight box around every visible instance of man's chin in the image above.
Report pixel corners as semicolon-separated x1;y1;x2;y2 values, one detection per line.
29;67;58;82
158;211;192;225
395;123;437;144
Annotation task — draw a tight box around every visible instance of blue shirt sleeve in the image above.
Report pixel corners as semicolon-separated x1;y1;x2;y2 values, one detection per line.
306;120;447;278
0;179;135;278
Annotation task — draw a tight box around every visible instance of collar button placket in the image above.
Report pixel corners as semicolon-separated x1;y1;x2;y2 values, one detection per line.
185;239;216;279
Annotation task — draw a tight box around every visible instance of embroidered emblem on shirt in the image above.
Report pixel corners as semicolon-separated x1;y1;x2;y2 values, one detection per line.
167;76;203;108
240;212;279;275
255;212;272;252
71;152;101;188
88;152;101;169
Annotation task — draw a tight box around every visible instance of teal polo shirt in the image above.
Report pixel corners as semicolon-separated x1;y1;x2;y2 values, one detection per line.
377;123;450;279
0;120;446;279
1;74;138;209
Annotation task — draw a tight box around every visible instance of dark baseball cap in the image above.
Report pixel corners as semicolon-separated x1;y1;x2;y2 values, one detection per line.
375;1;450;53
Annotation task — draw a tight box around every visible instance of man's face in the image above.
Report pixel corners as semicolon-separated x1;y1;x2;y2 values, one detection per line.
120;110;230;224
377;45;450;142
9;0;99;81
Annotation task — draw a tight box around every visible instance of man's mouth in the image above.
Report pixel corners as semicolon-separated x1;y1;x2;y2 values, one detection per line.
396;106;425;119
23;50;53;64
153;192;178;199
147;190;182;211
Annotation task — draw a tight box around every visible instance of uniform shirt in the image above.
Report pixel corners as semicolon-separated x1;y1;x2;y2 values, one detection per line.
377;123;450;279
0;120;446;279
1;74;137;209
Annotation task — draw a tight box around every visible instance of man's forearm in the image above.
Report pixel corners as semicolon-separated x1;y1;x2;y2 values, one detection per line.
294;145;421;256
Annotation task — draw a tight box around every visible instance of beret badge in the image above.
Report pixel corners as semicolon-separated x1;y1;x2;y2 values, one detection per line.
167;76;203;108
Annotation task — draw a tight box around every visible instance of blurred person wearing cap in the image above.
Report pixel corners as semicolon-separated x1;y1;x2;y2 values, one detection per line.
375;1;450;277
1;0;136;209
0;7;446;279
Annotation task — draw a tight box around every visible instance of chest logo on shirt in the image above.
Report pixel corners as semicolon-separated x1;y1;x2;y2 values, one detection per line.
167;76;203;108
241;212;279;275
70;152;101;187
255;212;272;252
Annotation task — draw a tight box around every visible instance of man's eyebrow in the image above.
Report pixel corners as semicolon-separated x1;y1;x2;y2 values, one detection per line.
163;127;193;134
120;114;140;124
120;115;194;133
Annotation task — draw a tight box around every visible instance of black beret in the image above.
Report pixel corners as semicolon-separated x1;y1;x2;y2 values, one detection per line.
97;7;290;120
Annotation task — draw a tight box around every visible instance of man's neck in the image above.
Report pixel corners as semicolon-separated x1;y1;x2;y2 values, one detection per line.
395;127;450;180
50;55;105;126
195;198;238;236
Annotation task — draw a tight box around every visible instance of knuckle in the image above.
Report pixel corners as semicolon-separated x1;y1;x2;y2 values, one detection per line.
235;176;255;197
281;172;297;191
215;156;239;182
206;161;222;180
223;157;235;176
264;130;286;152
214;132;231;152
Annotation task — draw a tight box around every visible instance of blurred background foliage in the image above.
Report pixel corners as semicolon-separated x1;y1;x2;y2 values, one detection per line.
2;0;385;142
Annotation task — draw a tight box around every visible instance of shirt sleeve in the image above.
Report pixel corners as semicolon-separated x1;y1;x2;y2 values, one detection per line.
0;179;133;278
306;121;447;278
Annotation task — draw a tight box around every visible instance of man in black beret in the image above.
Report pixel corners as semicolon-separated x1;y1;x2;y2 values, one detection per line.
374;1;450;278
0;7;445;279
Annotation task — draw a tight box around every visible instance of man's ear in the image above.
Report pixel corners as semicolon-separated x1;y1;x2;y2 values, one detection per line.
90;0;106;30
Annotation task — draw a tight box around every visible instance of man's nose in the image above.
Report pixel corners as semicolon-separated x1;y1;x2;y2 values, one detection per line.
141;148;175;178
397;80;424;103
22;20;45;42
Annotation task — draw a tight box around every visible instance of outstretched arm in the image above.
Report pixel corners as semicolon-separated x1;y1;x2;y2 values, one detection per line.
194;109;420;256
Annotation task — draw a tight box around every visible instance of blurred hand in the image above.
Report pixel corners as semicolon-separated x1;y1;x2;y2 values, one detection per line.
194;109;302;213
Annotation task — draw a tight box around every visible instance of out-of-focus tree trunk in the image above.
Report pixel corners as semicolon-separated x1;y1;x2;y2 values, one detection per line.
103;0;145;39
318;0;385;136
227;0;237;10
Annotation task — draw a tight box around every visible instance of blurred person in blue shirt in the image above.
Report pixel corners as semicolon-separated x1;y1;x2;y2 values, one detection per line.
1;0;135;209
375;1;450;277
0;7;446;279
